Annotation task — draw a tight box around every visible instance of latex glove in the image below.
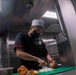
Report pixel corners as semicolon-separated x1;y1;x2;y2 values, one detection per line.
38;58;47;67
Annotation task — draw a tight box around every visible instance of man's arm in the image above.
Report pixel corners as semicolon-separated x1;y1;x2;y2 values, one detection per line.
16;48;47;66
46;54;57;68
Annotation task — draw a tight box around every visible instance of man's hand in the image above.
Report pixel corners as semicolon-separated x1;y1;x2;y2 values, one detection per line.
48;58;57;68
38;58;47;67
46;55;57;68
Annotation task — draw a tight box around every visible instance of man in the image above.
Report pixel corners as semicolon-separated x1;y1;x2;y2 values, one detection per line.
14;19;56;70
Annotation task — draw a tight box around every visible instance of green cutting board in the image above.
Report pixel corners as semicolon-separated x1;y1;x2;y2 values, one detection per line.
12;66;76;75
13;73;18;75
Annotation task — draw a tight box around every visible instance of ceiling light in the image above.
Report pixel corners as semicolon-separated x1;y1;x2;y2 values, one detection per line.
42;11;57;19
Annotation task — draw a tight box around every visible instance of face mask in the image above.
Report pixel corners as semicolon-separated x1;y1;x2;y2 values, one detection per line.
30;31;40;39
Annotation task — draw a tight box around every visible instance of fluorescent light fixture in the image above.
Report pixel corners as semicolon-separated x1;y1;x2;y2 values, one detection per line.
42;11;57;19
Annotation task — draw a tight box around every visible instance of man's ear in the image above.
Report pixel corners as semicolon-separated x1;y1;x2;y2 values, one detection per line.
30;26;32;30
30;26;34;30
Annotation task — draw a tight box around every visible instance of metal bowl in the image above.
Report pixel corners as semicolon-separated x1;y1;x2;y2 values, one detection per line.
0;67;14;75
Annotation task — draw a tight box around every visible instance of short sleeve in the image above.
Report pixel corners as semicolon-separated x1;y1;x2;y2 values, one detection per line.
14;33;23;52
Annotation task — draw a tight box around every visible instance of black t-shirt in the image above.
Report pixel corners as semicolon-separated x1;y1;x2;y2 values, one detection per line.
14;32;48;70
